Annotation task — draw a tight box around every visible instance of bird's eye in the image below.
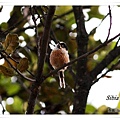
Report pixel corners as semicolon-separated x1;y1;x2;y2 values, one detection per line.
60;42;68;50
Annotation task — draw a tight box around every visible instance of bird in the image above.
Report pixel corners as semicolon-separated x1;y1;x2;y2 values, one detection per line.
49;41;70;88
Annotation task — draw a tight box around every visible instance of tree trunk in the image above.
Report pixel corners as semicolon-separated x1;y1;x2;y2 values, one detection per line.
72;6;89;114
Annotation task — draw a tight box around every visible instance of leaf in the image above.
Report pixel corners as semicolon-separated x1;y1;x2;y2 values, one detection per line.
117;93;120;109
5;83;21;96
1;22;8;31
6;96;23;113
97;105;108;114
0;65;14;77
85;104;96;114
88;6;104;20
13;96;23;113
3;33;19;54
3;58;18;68
17;57;29;72
8;6;24;28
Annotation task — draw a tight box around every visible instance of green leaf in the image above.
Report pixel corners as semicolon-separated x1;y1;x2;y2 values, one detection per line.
0;65;14;77
85;104;96;114
88;6;104;20
1;22;8;31
13;96;23;113
17;57;29;72
6;96;23;113
3;33;19;54
116;93;120;114
97;105;108;114
55;6;72;15
5;83;21;96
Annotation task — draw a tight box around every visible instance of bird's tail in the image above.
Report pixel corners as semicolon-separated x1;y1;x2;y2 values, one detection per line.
58;70;66;88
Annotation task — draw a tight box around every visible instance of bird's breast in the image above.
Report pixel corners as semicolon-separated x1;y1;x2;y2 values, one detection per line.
50;49;69;69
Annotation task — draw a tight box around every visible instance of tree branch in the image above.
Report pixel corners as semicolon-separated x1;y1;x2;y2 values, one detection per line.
105;5;112;42
29;6;38;38
90;46;120;84
72;6;89;114
92;59;120;85
36;6;55;83
26;6;55;114
53;9;73;21
73;6;88;78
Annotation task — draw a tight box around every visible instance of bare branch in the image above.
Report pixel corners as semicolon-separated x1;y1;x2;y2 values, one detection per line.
97;11;109;28
3;51;19;63
15;25;35;34
105;5;112;42
53;9;73;21
114;37;120;48
92;59;120;85
29;6;38;38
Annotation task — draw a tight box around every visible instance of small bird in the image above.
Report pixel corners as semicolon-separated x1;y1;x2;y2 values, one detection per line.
49;41;70;88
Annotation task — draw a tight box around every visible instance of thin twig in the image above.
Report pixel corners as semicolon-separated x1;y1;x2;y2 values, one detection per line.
26;69;35;78
53;9;73;21
68;66;76;79
97;13;110;28
15;25;35;34
34;6;45;26
29;6;38;38
105;5;112;42
17;76;31;93
3;51;19;63
114;37;120;48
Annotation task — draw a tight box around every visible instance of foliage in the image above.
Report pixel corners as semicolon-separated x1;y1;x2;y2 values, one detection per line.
0;6;119;114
